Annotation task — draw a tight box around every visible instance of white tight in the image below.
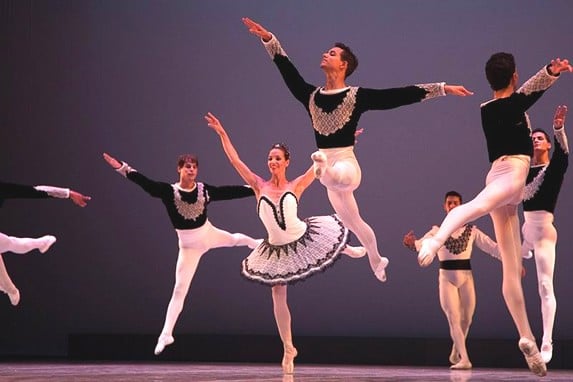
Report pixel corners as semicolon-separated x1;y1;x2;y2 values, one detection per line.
316;147;386;272
0;232;49;294
432;155;535;340
439;269;476;363
158;221;259;337
272;285;293;348
522;211;557;345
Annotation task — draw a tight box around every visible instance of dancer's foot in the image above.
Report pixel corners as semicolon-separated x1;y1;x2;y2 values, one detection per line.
417;238;439;267
343;245;366;259
6;288;20;306
523;250;534;259
373;257;389;282
540;342;553;364
449;345;461;364
311;151;327;179
39;235;57;254
450;360;472;370
154;334;174;355
518;337;547;377
282;345;298;374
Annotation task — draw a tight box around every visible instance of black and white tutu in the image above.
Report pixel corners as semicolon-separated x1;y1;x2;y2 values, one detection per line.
241;192;348;285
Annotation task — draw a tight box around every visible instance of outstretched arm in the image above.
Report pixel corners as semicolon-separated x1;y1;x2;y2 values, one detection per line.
102;152;170;198
205;112;262;192
444;85;474;96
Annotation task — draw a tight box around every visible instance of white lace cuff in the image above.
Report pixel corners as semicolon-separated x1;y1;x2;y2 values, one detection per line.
554;125;569;154
34;186;70;199
116;162;135;177
417;82;446;101
262;33;287;59
517;66;558;95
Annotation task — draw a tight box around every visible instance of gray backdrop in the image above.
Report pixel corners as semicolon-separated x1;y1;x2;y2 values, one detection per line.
1;0;572;356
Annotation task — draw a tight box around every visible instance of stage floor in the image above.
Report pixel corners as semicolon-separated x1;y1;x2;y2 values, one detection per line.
0;362;571;381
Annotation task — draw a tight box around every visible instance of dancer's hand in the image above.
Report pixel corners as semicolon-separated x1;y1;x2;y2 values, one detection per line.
403;230;417;252
445;85;474;96
553;105;568;129
69;190;91;207
242;17;272;42
548;58;573;75
205;112;226;136
103;152;122;169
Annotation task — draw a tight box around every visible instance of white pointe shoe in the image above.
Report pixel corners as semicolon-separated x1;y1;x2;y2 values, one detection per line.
540;342;553;364
344;245;366;259
282;346;298;374
518;337;547;377
374;257;389;282
154;334;174;355
39;235;57;254
417;238;439;267
311;151;327;179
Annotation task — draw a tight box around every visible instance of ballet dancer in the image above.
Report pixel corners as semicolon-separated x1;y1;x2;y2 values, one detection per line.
242;17;473;282
417;53;572;376
404;191;500;370
206;112;366;374
102;152;260;355
0;181;90;305
521;105;569;363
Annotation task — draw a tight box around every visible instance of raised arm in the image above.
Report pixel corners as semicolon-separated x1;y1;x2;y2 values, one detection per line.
205;113;262;192
242;17;272;42
552;104;569;163
103;152;170;198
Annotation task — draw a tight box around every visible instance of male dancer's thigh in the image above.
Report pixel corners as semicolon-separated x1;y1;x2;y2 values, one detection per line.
532;223;557;281
320;148;361;192
439;272;463;318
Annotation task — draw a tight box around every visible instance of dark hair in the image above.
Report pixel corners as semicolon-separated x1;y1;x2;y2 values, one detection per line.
485;52;516;91
532;129;551;142
269;143;290;160
335;42;358;78
177;154;199;168
444;190;462;203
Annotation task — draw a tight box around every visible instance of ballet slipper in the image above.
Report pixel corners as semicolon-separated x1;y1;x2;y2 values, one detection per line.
154;333;174;355
343;245;366;259
374;257;389;282
518;337;547;377
417;238;439;267
449;345;461;364
39;235;57;254
281;345;298;374
310;151;327;179
450;360;472;370
540;342;553;364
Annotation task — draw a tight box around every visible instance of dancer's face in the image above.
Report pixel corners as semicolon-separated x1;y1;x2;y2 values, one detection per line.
178;161;198;183
320;47;347;74
443;196;461;213
532;131;551;154
267;148;289;175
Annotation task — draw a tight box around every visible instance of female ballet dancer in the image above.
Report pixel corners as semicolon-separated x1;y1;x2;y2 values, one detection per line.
417;53;572;376
242;17;473;282
205;112;365;374
0;181;90;305
102;152;260;355
521;105;569;363
404;191;500;370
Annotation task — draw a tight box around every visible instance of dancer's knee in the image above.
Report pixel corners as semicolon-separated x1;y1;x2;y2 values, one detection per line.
538;279;554;300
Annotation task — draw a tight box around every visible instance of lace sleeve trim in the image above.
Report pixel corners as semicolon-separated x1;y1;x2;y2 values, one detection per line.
34;186;70;199
517;66;558;95
416;82;446;101
262;33;287;59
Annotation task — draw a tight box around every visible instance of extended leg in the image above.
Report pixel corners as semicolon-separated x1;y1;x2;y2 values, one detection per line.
155;247;203;355
271;285;297;374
